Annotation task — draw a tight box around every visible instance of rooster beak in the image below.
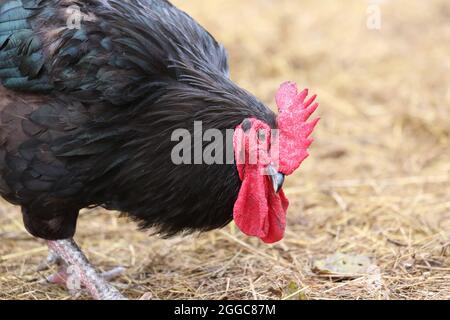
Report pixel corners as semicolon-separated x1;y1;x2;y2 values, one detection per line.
267;165;285;193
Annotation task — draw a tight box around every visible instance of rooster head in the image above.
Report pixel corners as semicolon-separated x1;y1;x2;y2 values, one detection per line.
233;82;319;243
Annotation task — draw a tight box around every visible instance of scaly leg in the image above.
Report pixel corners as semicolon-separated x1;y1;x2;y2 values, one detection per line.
39;249;124;286
46;239;127;300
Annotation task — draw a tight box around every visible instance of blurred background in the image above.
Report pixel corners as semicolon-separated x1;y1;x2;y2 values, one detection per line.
0;0;449;299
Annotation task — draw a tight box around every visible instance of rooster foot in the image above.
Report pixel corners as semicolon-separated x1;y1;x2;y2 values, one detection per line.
42;239;127;300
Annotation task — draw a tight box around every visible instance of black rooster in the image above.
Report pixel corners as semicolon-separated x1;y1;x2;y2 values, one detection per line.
0;0;318;299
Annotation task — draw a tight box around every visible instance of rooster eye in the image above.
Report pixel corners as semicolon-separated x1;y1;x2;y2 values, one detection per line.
258;129;266;142
242;119;252;132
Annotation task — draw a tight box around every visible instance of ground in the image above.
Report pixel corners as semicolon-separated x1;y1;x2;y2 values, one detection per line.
0;0;449;300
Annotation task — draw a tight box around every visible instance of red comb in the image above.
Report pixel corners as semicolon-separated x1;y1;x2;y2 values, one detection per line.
275;82;319;175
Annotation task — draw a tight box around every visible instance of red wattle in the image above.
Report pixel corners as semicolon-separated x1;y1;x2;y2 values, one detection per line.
232;162;289;243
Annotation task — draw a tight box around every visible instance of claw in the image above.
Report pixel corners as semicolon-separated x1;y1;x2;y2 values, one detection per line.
100;266;126;281
139;292;153;300
46;266;69;285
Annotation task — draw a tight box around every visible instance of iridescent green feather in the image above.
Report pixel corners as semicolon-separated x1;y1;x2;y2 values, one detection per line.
0;0;52;92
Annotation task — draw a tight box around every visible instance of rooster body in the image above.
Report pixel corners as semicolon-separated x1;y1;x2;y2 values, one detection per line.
0;0;275;240
0;0;318;299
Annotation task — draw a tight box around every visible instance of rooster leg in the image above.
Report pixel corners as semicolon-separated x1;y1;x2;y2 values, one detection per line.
47;239;127;300
41;248;125;286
